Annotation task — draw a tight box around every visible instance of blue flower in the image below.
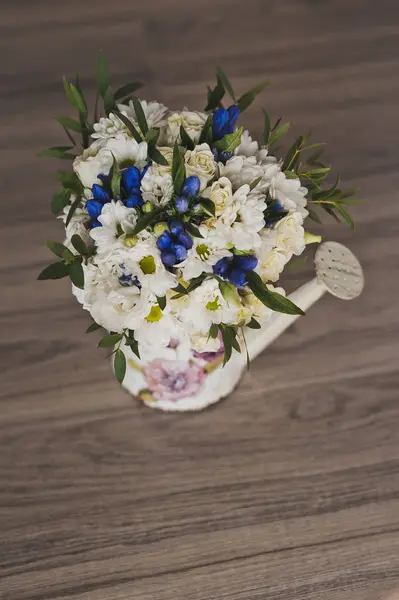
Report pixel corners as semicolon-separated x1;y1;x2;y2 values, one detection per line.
175;196;189;213
212;148;233;164
161;251;177;267
212;105;240;141
86;200;103;219
122;166;141;193
213;256;233;277
234;254;258;271
171;243;187;262
169;219;184;236
92;183;111;203
156;231;173;251
177;230;193;249
181;176;201;199
228;268;247;289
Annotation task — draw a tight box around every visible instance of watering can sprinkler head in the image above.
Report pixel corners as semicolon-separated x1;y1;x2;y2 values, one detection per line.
314;241;364;300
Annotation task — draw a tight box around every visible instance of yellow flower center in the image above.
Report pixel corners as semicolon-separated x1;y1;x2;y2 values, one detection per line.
196;244;210;261
146;306;163;322
140;256;156;274
206;298;219;311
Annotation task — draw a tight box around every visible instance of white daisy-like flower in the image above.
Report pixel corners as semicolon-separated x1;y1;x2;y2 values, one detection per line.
117;100;168;132
264;211;306;256
255;243;292;282
59;204;91;252
134;306;181;348
89;200;138;255
269;171;308;218
180;278;239;334
235;129;259;157
178;227;231;280
140;168;174;207
73;134;148;190
91;111;130;140
165;110;208;145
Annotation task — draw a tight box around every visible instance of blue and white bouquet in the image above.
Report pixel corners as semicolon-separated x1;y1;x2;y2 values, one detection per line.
39;56;355;385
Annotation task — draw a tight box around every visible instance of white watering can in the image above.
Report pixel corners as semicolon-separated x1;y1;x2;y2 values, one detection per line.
120;242;364;411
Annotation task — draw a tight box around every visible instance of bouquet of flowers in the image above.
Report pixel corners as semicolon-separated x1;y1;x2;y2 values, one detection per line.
38;55;355;386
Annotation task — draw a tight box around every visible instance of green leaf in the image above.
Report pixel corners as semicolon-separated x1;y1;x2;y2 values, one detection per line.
114;81;142;100
174;160;186;195
132;96;148;135
236;78;269;112
184;221;203;239
219;281;241;307
133;206;164;235
209;323;219;338
262;109;271;146
157;295;166;310
37;147;75;160
249;176;262;191
172;141;182;181
199;115;213;144
199;197;215;216
205;78;225;111
114;349;126;384
38;261;69;281
47;240;74;259
55;116;83;133
179;125;195;150
65;195;82;227
114;111;142;143
69;83;88;116
99;334;123;348
247;318;261;329
110;157;121;199
96;51;109;97
71;234;89;256
219;325;233;366
68;259;84;289
246;271;305;316
213;126;243;153
149;147;169;166
62;77;75;107
335;203;354;229
216;66;235;101
282;136;304;172
103;86;116;114
268;121;290;146
86;322;102;333
171;283;188;295
125;335;140;358
57;170;83;194
51;189;71;216
307;207;322;224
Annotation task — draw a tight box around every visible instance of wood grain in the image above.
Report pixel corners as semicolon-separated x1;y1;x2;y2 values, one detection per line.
1;0;399;598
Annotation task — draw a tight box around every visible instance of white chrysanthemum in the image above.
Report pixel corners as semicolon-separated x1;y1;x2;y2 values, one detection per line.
165;110;208;145
140;168;174;207
180;278;239;334
178;227;231;280
91;111;130;140
73;134;148;189
117;100;168;132
89;201;138;255
134;307;180;348
202;177;234;218
269;171;308;217
220;155;265;192
235;129;259;157
184;143;217;191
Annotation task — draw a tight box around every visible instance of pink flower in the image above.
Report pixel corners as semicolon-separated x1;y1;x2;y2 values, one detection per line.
143;359;205;402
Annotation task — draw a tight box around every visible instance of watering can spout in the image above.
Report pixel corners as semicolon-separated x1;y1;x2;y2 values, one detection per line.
247;242;364;361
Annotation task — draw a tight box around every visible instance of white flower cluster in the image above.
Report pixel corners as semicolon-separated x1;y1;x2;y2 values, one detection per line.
66;99;311;354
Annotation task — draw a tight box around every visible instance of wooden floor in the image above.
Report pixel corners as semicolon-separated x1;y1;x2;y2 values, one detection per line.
1;1;399;598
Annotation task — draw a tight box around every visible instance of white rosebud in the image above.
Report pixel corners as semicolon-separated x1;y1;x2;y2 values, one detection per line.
184;143;217;191
167;111;207;145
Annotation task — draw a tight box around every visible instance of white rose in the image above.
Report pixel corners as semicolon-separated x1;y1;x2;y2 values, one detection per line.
274;212;305;255
166;110;207;145
202;177;234;217
151;146;173;176
184;143;217;191
220;155;265;191
256;247;291;282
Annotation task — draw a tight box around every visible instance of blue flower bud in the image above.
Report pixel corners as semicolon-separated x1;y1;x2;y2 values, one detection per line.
125;192;143;208
181;176;201;198
225;105;240;134
177;230;193;249
212;107;229;140
175;196;189;213
274;201;283;210
156;231;173;251
161;251;177;267
86;199;103;219
228;267;247;289
171;243;187;262
92;184;111;203
218;151;233;164
90;219;102;228
141;163;151;179
122;166;141;193
234;254;258;271
169;219;184;235
213;256;233;277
